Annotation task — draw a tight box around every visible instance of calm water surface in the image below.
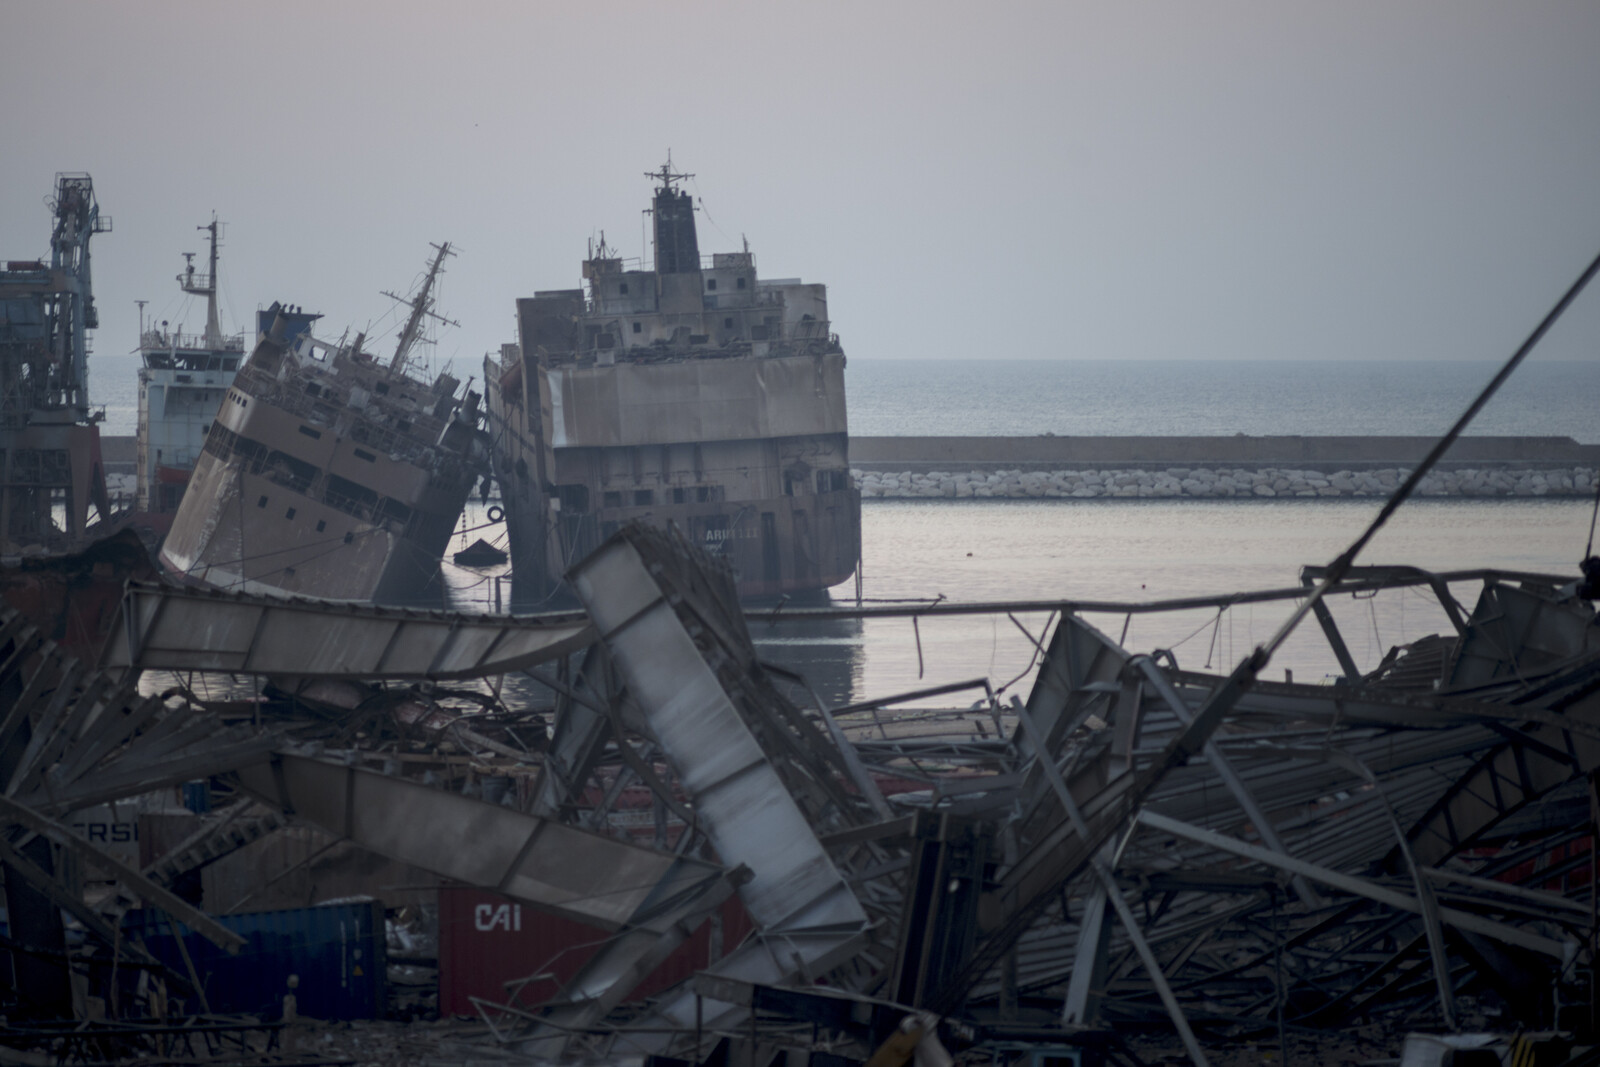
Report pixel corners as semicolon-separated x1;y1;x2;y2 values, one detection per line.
749;497;1596;708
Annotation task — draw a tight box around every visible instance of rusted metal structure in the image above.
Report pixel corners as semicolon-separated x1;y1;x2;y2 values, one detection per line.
0;174;112;553
485;160;860;606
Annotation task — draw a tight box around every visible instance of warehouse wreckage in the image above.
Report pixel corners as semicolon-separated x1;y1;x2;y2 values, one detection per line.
2;518;1599;1065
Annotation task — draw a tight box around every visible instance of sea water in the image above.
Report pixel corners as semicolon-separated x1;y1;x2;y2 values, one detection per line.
89;355;1597;441
844;358;1597;442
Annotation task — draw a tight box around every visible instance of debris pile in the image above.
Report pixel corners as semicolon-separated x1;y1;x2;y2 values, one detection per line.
3;527;1599;1067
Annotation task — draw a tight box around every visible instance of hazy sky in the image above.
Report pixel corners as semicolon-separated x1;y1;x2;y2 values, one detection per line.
4;1;1599;376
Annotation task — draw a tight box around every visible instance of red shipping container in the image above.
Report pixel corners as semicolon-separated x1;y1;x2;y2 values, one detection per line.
438;884;755;1017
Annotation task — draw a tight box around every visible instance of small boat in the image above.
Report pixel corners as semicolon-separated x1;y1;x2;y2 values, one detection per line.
453;538;508;567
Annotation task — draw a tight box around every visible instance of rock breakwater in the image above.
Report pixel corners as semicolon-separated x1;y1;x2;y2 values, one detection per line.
853;466;1597;500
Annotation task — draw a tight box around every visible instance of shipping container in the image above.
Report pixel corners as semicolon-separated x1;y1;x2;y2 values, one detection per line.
120;899;386;1020
438;885;754;1017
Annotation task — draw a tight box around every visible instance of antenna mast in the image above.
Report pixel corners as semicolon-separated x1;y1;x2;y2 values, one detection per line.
178;215;223;347
645;151;693;193
384;241;459;376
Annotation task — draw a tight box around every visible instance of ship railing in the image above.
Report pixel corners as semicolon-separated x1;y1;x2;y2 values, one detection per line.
348;419;433;468
240;377;442;470
321;484;376;524
139;329;246;353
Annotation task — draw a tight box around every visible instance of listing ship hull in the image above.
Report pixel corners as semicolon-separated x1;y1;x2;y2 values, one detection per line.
160;304;488;605
485;162;861;607
488;351;860;605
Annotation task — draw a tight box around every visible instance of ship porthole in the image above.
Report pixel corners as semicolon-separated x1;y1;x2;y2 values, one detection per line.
486;505;505;523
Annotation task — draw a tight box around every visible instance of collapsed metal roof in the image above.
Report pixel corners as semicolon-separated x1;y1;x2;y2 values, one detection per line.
5;520;1598;1065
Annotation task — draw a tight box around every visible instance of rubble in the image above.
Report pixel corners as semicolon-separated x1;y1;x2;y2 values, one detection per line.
2;522;1598;1066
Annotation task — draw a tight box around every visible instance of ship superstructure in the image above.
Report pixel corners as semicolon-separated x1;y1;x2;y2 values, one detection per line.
160;246;491;604
0;174;112;552
486;161;860;605
135;217;247;517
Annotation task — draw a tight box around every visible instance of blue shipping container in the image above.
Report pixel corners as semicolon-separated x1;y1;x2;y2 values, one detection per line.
123;900;386;1020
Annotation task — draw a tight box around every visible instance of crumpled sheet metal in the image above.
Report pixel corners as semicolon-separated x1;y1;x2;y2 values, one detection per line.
103;580;593;679
233;752;726;932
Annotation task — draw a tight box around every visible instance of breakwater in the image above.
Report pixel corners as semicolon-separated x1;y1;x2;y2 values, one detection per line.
853;466;1597;500
850;435;1600;472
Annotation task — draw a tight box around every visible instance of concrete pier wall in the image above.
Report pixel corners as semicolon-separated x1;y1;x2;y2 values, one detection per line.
850;435;1600;473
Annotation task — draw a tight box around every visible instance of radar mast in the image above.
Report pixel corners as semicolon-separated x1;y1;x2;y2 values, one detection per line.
178;215;223;349
383;241;460;376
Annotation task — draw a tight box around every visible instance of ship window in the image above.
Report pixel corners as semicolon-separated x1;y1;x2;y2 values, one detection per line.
632;322;641;334
316;519;326;533
305;383;322;397
224;358;237;371
378;498;413;525
619;282;629;295
817;469;849;493
257;495;268;508
634;489;652;506
266;450;317;492
326;474;378;519
706;278;717;291
298;425;322;440
176;374;192;383
285;507;296;519
557;484;589;512
672;487;686;504
374;381;390;395
723;318;734;329
353;448;377;462
602;490;622;508
737;277;746;289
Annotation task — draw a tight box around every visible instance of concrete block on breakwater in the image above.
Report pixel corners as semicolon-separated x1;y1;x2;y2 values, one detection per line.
852;466;1598;501
850;435;1600;473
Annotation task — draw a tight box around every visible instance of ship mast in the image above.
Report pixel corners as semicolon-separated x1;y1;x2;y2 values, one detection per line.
645;151;692;192
384;241;459;377
179;215;223;348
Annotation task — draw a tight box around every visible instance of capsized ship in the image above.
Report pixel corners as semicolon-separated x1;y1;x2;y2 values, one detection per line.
136;217;246;520
160;245;491;604
485;161;860;606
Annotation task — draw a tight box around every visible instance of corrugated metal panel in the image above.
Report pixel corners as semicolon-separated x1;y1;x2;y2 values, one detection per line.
437;886;754;1017
103;580;593;679
123;900;385;1020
